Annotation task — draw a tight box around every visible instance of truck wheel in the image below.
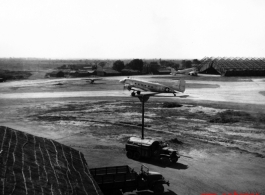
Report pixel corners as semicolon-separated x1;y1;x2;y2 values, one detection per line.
160;157;170;165
133;152;141;160
153;184;164;194
171;158;178;163
126;151;133;159
153;151;160;160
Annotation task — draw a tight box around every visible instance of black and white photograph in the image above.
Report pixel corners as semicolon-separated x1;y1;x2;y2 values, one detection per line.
0;0;265;195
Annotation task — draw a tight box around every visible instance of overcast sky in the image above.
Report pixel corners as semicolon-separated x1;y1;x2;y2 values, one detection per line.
0;0;264;59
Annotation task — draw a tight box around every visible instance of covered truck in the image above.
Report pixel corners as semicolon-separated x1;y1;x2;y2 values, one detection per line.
125;137;180;164
89;165;169;195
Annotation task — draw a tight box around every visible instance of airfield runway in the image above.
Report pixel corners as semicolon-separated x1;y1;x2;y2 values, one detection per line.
0;75;265;106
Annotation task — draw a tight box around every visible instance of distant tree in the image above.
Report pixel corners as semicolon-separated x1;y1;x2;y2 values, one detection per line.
142;62;149;73
112;60;125;72
149;62;160;74
160;60;173;67
98;61;106;69
92;64;97;70
171;63;180;70
160;60;180;70
181;60;192;69
142;62;161;74
186;60;192;68
127;59;144;72
192;59;201;65
180;60;186;69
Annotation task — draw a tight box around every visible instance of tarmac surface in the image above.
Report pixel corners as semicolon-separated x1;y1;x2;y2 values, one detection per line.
0;75;265;106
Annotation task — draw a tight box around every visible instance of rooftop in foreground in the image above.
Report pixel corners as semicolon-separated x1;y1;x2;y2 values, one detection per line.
0;126;103;195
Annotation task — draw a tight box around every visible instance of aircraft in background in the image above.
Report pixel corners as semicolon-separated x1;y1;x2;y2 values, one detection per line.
170;67;198;76
119;77;185;96
81;77;102;84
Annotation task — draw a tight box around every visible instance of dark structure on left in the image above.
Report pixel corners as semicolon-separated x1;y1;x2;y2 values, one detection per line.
0;126;103;195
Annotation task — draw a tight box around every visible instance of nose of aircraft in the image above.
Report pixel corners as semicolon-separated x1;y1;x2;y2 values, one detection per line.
119;78;126;83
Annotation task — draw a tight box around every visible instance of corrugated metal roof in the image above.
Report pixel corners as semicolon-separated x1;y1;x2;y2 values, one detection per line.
0;126;103;195
200;57;265;76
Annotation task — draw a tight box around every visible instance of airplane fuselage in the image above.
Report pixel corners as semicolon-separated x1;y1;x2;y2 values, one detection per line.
177;68;195;74
171;67;198;76
124;78;175;93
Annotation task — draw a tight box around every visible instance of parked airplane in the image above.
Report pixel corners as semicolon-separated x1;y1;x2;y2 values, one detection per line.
170;67;198;76
81;77;102;84
119;77;185;96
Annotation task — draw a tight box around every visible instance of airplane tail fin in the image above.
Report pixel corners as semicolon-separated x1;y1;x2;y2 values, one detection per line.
170;68;177;76
171;79;185;93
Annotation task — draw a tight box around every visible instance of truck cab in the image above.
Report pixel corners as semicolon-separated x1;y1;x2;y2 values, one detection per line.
89;165;169;195
137;165;169;194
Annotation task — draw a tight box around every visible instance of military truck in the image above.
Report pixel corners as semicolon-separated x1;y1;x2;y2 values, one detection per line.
125;137;180;164
89;164;169;195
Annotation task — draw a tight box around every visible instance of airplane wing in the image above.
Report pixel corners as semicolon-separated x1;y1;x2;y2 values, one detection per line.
134;91;160;96
126;86;160;96
130;87;149;92
82;78;102;81
130;87;161;94
82;77;102;83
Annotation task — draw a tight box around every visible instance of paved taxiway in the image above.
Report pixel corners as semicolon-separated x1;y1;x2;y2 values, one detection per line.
0;77;264;105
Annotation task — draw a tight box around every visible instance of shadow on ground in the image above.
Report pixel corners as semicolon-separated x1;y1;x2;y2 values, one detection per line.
153;95;189;98
136;159;188;170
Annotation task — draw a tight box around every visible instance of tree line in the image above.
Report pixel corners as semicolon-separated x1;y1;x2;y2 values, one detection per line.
109;59;201;74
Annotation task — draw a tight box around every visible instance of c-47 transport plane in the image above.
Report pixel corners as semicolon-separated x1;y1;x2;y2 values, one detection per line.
171;67;198;76
119;77;185;96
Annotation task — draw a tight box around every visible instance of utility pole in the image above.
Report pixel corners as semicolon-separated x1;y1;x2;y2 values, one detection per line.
137;95;150;139
142;98;144;139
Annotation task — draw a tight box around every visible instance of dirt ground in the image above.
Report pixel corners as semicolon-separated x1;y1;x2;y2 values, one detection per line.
0;75;265;195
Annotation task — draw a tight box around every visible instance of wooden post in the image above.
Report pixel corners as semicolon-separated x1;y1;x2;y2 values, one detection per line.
142;99;144;139
138;95;150;140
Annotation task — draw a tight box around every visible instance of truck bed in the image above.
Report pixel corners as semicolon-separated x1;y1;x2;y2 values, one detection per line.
89;165;133;176
89;165;138;192
92;172;137;184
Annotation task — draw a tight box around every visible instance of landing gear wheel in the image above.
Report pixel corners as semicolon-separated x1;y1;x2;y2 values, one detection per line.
131;92;135;96
133;152;141;160
137;91;141;95
126;151;133;159
153;184;164;194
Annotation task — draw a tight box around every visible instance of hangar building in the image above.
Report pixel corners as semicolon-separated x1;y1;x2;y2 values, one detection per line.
199;57;265;76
